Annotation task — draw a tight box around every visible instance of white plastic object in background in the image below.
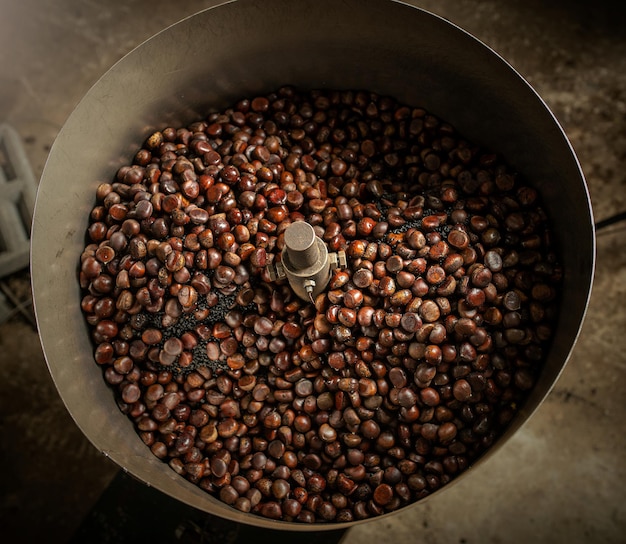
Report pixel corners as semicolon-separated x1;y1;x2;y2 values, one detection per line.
0;123;37;277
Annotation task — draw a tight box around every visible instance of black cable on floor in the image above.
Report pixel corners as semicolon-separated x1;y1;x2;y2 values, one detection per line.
595;211;626;232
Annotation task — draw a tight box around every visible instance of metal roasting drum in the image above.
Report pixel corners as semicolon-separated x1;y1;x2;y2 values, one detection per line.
31;0;595;531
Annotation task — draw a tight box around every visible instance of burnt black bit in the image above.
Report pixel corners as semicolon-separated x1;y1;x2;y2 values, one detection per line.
190;341;228;373
375;192;393;216
386;219;421;236
133;286;257;376
384;202;457;239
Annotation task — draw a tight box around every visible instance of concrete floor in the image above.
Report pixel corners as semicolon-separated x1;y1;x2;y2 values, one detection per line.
1;0;625;542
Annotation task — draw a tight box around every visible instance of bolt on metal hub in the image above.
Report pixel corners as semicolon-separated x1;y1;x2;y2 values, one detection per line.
267;221;346;302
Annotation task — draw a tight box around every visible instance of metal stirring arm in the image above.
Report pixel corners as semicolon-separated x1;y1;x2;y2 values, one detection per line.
267;221;347;302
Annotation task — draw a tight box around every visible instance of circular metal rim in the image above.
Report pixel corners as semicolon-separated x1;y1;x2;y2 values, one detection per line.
31;0;595;531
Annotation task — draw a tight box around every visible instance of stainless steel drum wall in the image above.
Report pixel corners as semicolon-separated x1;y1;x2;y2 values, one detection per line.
31;0;594;531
